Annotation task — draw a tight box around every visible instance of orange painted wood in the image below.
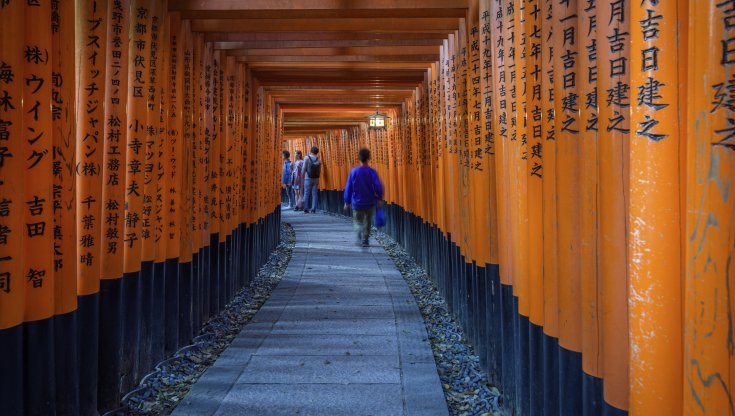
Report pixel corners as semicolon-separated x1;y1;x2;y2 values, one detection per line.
75;0;107;296
553;0;582;353
52;0;78;315
24;1;56;321
164;12;183;261
467;0;490;266
0;2;26;330
124;0;153;273
683;0;735;415
101;0;131;279
541;0;559;339
490;0;512;286
578;0;601;379
155;0;170;264
526;0;544;327
629;0;684;412
596;0;630;409
179;18;194;264
141;0;165;263
512;0;530;316
479;0;498;266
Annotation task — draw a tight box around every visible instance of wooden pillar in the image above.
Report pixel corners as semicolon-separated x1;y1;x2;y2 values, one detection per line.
512;0;530;318
120;0;152;393
50;1;78;411
523;0;545;413
23;1;56;412
683;0;735;415
95;0;129;409
577;0;602;395
0;3;25;414
74;0;107;305
597;0;631;411
541;0;559;351
629;0;683;414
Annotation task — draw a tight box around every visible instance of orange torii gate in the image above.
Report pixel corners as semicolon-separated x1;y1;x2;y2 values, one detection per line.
0;1;733;415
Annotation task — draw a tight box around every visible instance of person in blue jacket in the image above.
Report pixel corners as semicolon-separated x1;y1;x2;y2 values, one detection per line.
343;148;384;247
281;150;295;208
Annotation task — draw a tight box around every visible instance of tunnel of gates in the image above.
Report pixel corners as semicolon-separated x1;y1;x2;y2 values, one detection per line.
0;1;284;414
284;1;734;415
0;1;733;416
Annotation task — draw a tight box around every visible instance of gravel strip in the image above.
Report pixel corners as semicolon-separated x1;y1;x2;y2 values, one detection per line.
322;210;501;415
373;231;502;416
115;223;296;416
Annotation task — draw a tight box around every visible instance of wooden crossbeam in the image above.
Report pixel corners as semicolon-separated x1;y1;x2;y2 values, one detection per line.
226;46;439;56
205;32;450;42
236;55;439;62
191;18;459;33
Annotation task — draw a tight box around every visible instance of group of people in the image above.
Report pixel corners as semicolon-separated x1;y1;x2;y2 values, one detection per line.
281;146;322;213
282;147;384;247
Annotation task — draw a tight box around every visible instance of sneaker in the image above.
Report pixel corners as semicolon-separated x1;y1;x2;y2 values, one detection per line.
303;209;309;213
362;240;369;247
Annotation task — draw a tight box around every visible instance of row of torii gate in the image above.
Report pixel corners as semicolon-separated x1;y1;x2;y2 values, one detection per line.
0;1;733;416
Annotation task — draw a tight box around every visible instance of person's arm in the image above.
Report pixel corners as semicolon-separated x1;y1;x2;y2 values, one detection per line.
343;170;354;210
373;170;384;203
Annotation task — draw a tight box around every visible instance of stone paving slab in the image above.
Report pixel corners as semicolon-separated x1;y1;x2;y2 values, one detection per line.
213;384;404;416
173;209;448;416
270;318;398;336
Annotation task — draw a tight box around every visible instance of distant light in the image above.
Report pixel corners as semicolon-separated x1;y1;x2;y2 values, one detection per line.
368;111;388;130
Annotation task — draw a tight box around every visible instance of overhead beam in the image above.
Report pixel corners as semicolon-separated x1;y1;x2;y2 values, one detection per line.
205;32;450;42
226;46;438;56
237;55;440;63
177;9;466;19
280;105;400;112
213;39;444;49
172;0;468;19
273;98;406;105
190;18;459;33
171;0;468;10
248;62;433;70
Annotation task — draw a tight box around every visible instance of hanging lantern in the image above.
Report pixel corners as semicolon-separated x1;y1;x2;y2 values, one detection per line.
368;111;388;129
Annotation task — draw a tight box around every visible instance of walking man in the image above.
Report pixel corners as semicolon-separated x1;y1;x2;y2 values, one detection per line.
343;148;384;247
282;150;295;209
302;146;321;213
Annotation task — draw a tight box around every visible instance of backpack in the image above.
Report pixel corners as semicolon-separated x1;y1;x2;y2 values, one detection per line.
305;155;321;178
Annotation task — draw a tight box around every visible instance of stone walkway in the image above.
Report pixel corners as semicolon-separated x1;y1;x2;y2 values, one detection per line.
172;209;449;416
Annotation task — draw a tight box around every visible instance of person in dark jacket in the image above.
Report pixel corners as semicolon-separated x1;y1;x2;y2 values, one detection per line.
343;148;384;247
281;150;295;209
302;146;321;213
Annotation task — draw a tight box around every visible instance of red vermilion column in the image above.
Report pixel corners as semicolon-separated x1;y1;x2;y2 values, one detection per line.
22;2;56;412
597;0;631;410
578;0;602;383
684;1;734;413
629;0;683;413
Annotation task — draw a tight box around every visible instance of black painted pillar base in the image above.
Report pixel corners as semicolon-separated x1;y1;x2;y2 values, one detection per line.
0;324;23;415
78;292;100;415
98;278;122;413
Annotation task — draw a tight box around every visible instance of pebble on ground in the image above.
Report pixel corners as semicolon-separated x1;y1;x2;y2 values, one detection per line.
117;223;296;416
373;229;502;416
119;215;502;416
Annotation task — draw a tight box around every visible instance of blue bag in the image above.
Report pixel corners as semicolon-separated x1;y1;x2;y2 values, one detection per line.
374;206;386;228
